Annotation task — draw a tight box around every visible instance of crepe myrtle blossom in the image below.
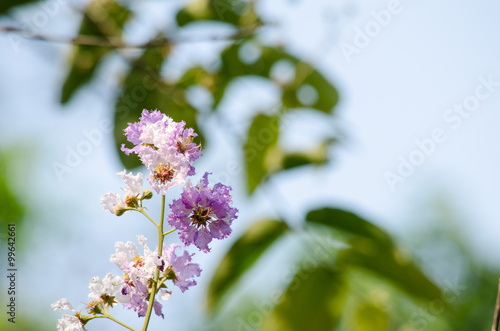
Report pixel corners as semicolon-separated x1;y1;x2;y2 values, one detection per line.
110;236;201;318
100;171;151;216
51;299;83;331
168;173;238;252
121;109;202;178
56;315;84;331
140;145;191;195
88;273;122;301
158;243;202;292
54;110;236;330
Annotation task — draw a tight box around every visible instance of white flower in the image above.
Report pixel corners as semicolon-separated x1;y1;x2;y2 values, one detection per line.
139;117;176;149
117;170;143;197
100;171;145;215
51;298;75;311
144;146;190;195
120;235;157;283
100;192;125;214
158;289;172;301
115;289;131;303
110;236;160;286
88;273;122;300
110;241;140;268
57;315;83;331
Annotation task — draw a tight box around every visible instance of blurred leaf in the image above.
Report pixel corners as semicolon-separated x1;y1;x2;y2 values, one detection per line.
281;65;339;113
281;138;335;170
61;0;131;103
176;0;258;27
306;208;393;245
208;219;289;312
0;154;25;230
0;0;38;14
214;43;339;113
340;237;442;302
262;267;346;331
306;208;441;302
177;66;214;89
353;303;389;331
0;307;52;331
114;45;203;169
244;114;279;194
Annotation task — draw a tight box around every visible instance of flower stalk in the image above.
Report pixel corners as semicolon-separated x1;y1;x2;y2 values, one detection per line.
141;195;166;331
52;110;237;331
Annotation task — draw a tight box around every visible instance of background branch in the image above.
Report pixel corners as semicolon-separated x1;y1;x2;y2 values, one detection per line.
0;23;263;48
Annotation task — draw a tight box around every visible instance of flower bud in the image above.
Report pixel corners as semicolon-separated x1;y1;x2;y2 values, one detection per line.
141;189;153;200
113;205;128;216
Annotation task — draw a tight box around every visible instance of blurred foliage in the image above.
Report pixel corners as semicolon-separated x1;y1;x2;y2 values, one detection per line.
208;219;288;312
114;45;202;169
0;0;39;14
61;0;131;103
0;310;52;331
306;208;441;301
207;204;500;331
262;267;346;331
209;207;444;330
176;0;258;28
243;114;280;194
57;0;339;194
0;151;25;231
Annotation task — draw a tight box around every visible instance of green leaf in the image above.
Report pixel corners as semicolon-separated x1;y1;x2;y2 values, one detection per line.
244;114;279;194
0;153;25;230
214;43;339;113
114;45;203;169
176;0;257;27
306;208;393;245
61;0;131;104
340;237;442;302
262;267;346;331
0;0;38;14
281;138;335;170
306;208;442;302
282;64;339;113
353;303;389;331
207;219;288;312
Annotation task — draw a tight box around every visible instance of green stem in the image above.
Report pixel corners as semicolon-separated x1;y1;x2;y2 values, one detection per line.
139;209;159;228
141;195;166;331
104;315;138;331
163;228;176;236
87;315;137;331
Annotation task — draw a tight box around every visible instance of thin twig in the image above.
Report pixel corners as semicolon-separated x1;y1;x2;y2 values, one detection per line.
0;24;262;48
492;278;500;331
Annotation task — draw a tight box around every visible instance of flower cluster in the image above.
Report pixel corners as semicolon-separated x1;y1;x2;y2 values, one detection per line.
53;109;237;331
52;236;201;328
121;109;202;194
110;236;201;318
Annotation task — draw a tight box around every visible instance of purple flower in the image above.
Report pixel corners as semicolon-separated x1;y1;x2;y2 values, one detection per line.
121;109;165;155
160;244;202;292
110;236;200;318
168;173;238;252
120;109;203;193
171;122;202;173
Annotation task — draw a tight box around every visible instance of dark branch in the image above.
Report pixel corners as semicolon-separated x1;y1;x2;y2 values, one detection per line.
0;23;263;48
